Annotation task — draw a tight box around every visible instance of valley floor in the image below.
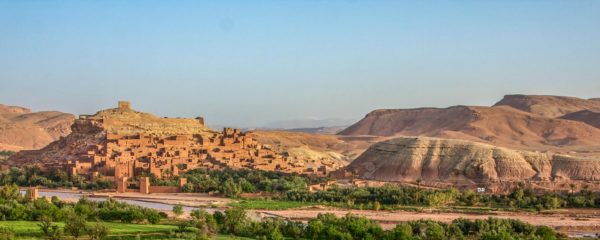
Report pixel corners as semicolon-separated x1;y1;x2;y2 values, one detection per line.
36;188;600;238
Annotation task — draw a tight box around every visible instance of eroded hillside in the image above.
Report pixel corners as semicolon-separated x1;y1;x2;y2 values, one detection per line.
339;95;600;157
493;94;600;118
0;104;74;151
346;137;600;185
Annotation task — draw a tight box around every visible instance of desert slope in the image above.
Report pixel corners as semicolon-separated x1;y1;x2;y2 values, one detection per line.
252;130;381;162
346;137;600;184
560;110;600;129
493;94;600;118
339;105;600;154
338;95;600;156
0;104;74;151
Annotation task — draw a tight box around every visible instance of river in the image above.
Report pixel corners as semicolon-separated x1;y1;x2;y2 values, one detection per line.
23;190;203;212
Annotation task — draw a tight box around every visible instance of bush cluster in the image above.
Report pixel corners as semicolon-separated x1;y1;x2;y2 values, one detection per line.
179;206;563;240
280;183;600;210
0;184;162;224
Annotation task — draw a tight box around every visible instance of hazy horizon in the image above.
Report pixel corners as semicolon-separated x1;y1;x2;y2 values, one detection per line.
1;1;599;127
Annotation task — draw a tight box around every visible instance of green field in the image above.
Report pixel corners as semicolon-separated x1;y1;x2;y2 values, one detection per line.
230;199;318;210
0;221;252;240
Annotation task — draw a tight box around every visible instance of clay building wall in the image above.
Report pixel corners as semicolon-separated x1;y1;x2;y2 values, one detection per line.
148;186;180;193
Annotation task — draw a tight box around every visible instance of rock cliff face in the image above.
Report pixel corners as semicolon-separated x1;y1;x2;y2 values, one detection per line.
347;137;600;184
0;104;74;151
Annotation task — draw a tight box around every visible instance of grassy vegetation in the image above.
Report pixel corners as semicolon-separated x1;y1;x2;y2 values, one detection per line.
0;150;14;162
103;234;254;240
229;199;533;213
0;221;176;239
0;221;252;240
230;199;319;210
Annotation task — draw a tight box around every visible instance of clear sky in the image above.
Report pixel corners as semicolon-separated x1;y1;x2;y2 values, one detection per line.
1;1;599;127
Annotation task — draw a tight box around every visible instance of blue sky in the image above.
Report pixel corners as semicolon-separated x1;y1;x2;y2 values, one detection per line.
1;1;599;127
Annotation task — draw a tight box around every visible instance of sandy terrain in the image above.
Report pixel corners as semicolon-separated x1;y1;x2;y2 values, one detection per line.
31;188;231;207
90;191;231;207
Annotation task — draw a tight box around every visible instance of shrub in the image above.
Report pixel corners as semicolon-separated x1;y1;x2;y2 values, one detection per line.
86;221;109;240
0;226;15;240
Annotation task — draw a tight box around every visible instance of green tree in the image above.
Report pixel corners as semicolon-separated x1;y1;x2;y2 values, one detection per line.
305;219;324;240
535;226;557;240
424;222;446;240
460;189;479;206
373;200;381;211
223;178;242;198
282;221;304;240
191;209;217;239
176;220;192;233
387;223;415;240
238;177;256;193
38;216;63;240
0;226;15;240
64;209;87;239
223;207;247;234
86;221;109;240
0;184;20;201
268;228;284;240
172;204;184;217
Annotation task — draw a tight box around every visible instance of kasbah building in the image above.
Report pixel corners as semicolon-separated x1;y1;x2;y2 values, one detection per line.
10;101;340;194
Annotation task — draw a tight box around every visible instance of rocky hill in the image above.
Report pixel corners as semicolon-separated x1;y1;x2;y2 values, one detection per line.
493;94;600;118
0;104;74;151
339;95;600;156
560;110;600;129
337;94;600;189
252;130;380;163
346;137;600;184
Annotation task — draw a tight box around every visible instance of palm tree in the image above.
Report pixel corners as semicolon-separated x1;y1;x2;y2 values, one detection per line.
569;183;576;195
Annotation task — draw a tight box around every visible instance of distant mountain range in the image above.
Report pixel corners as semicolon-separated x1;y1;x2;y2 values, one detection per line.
209;118;354;135
262;118;354;130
